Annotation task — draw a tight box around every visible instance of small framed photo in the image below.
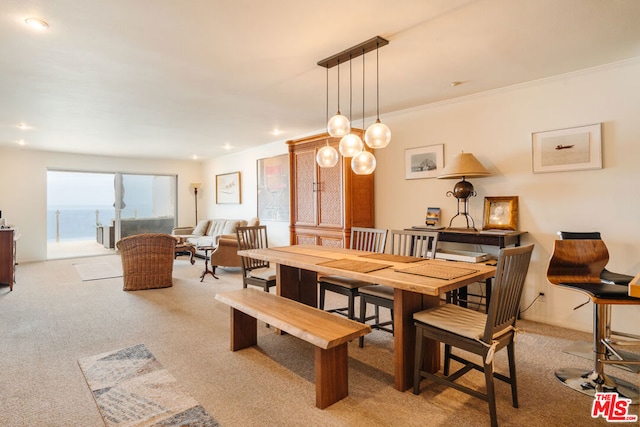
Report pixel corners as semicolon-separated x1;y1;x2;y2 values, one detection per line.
405;144;444;179
532;123;602;173
483;196;518;231
216;172;241;204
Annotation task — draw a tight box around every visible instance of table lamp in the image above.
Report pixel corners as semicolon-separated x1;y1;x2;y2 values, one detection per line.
437;152;490;230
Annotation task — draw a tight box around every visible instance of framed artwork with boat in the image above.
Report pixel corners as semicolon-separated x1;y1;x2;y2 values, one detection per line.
531;123;602;173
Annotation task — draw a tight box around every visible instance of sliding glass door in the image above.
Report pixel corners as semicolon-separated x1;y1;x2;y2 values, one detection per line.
47;170;176;259
115;173;177;241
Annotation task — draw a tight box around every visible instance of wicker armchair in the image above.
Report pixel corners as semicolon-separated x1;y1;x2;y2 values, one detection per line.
116;233;176;291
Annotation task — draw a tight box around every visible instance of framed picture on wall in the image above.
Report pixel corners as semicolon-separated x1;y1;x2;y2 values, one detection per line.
532;123;602;173
483;196;518;231
405;144;444;179
216;172;241;204
257;154;290;222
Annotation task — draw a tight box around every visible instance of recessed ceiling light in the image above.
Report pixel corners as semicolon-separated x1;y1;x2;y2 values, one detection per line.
16;140;26;146
272;128;283;136
25;18;49;30
449;81;464;87
17;123;31;130
191;155;199;160
223;143;232;150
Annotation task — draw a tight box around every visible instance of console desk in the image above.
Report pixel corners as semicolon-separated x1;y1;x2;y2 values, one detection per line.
437;229;527;249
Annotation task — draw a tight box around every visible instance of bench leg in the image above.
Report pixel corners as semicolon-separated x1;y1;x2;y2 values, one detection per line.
315;343;348;409
230;308;257;351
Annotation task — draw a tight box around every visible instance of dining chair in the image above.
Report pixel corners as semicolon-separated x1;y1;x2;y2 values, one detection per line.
236;225;276;292
358;229;439;347
557;231;639;372
318;227;388;320
546;239;639;403
413;244;534;427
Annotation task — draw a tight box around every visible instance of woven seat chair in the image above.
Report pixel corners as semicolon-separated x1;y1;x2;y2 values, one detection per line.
318;227;388;320
117;233;176;291
413;244;534;427
358;229;439;347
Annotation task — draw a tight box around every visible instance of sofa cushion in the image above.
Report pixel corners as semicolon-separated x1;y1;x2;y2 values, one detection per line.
207;219;227;237
222;219;247;235
192;220;210;237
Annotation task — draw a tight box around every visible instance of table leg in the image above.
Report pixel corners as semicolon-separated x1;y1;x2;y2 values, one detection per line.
393;289;440;391
277;264;317;307
200;249;219;281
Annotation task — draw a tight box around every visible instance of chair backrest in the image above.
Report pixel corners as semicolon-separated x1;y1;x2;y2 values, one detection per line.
484;244;534;343
558;231;602;240
116;233;176;290
236;225;270;272
546;239;609;285
350;227;387;253
389;229;439;258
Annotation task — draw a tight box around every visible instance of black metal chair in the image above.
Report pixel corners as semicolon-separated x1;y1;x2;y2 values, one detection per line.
413;244;534;427
236;225;276;292
318;227;387;320
358;229;439;347
547;239;639;403
557;231;639;373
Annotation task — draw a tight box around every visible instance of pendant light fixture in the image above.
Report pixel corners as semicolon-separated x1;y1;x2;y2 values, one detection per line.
364;41;391;149
339;56;363;157
327;59;350;138
317;67;339;168
351;49;376;175
317;36;389;173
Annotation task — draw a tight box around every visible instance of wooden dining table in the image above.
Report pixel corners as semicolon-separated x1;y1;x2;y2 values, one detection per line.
237;244;496;392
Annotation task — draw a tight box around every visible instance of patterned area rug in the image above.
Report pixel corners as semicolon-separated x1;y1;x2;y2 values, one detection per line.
78;344;219;427
74;262;123;281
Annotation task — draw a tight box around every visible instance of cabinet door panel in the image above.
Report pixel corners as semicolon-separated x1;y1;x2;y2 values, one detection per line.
292;148;317;226
317;157;343;228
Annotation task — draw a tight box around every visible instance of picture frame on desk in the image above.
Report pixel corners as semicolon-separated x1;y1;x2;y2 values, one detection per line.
483;196;518;231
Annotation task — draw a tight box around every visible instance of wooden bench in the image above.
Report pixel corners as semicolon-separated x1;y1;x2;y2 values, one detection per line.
215;288;371;409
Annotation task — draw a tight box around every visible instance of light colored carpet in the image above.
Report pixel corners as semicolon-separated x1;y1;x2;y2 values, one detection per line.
74;262;123;281
78;343;219;427
1;255;637;426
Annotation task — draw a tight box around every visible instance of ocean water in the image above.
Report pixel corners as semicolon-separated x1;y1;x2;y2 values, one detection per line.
47;207;116;242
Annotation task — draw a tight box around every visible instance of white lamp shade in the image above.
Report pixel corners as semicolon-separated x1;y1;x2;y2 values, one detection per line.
327;113;351;138
316;145;339;168
339;133;364;157
351;150;376;175
364;119;391;149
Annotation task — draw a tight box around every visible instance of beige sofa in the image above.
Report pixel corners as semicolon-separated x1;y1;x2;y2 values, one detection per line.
172;217;259;269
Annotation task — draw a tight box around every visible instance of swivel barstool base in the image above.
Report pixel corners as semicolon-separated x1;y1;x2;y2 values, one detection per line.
555;368;638;403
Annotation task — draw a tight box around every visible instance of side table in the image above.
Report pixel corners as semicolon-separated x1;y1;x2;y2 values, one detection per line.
199;246;219;281
175;242;196;265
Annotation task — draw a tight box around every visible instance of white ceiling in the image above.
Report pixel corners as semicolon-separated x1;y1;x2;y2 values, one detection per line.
2;0;640;160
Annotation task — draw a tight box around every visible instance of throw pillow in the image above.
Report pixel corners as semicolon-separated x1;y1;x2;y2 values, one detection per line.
192;220;209;237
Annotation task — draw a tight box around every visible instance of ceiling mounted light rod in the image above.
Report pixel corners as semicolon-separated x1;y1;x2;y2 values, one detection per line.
317;36;389;69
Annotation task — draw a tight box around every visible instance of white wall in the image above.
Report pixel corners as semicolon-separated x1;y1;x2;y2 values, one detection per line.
374;58;640;333
201;58;640;334
2;58;638;334
202;141;291;247
0;148;203;262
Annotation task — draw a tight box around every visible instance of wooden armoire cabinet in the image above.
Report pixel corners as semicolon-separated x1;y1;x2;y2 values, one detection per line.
0;228;16;291
288;130;374;248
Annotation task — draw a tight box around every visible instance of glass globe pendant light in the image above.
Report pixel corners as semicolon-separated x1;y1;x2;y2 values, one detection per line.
351;150;376;175
317;141;339;168
365;43;391;149
317;68;340;168
351;51;376;175
327;60;350;138
339;57;363;157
